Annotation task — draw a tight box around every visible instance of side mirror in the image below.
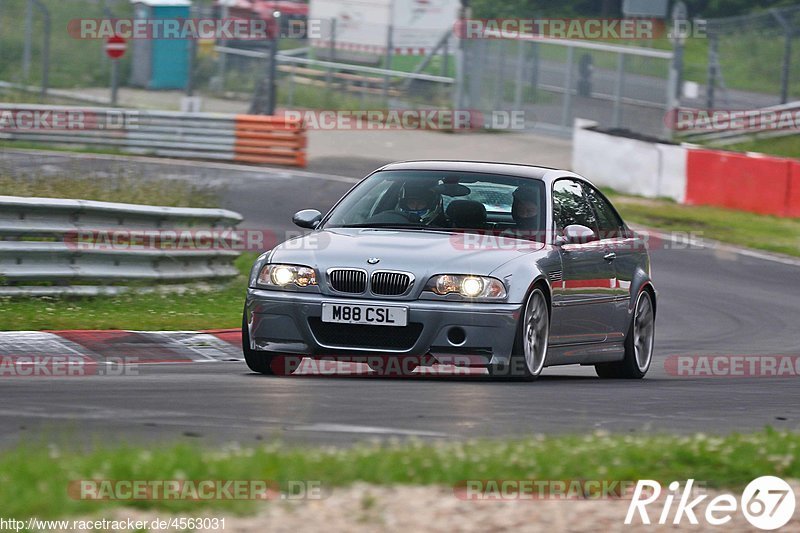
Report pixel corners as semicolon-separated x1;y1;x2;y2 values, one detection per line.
292;209;322;229
556;224;596;246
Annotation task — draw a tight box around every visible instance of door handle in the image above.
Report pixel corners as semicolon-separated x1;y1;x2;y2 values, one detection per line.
604;252;617;262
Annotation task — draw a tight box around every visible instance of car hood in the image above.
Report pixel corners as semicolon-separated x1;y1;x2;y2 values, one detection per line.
269;228;545;277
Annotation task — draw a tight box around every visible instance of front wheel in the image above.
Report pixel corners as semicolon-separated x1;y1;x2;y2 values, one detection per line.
488;288;549;382
595;290;655;379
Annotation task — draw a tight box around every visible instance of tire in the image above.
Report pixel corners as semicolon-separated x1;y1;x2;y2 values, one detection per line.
488;287;550;382
241;313;301;376
595;290;655;379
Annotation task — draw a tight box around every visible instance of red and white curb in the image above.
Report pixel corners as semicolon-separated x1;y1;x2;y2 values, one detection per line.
0;331;492;376
0;330;244;365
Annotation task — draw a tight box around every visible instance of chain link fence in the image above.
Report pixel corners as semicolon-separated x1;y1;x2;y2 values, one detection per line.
459;36;675;138
20;0;795;142
705;5;800;109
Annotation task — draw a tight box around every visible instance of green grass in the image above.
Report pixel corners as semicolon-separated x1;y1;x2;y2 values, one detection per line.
1;429;798;518
0;0;134;89
611;195;800;257
0;173;220;208
726;135;800;160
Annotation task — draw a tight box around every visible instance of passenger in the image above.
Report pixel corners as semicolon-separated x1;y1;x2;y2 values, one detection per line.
511;185;541;227
510;185;543;239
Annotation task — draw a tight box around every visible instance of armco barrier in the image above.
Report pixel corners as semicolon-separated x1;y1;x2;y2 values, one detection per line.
234;115;306;167
0;195;244;297
0;104;307;168
685;150;792;216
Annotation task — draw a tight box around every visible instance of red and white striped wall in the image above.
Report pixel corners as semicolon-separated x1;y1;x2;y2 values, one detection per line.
573;119;800;218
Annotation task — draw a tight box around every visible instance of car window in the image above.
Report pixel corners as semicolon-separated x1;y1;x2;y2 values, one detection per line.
552;179;599;238
323;170;546;233
442;183;515;213
585;186;625;239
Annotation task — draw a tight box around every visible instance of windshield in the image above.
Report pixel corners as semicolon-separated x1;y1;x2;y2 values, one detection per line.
323;170;546;235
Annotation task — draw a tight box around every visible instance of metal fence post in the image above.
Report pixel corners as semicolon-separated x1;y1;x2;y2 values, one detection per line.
492;42;504;109
612;53;625;128
30;0;49;101
561;45;574;128
268;32;278;114
771;8;793;105
329;18;337;62
383;24;394;104
706;33;718;109
513;39;524;110
215;3;229;92
23;0;33;80
454;26;465;109
111;59;120;106
187;37;196;97
530;41;539;100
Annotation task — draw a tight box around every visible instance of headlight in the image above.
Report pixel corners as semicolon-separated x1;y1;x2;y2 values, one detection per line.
257;264;317;288
425;274;507;300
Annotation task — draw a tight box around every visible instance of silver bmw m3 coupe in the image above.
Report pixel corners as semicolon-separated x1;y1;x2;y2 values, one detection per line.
243;161;656;381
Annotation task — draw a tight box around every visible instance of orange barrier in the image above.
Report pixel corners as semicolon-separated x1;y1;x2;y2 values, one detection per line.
234;115;307;167
685;149;793;216
788;161;800;218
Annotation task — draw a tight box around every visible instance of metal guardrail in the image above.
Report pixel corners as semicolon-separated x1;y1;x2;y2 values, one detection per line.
0;104;307;167
679;101;800;146
216;46;456;84
0;195;244;297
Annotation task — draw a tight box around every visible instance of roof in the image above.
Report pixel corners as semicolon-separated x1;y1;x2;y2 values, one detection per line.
376;160;559;181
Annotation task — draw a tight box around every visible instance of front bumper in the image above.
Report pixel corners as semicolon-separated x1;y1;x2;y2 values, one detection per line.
244;288;522;366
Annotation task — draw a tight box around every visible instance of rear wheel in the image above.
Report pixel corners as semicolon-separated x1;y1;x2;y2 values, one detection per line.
595;290;655;379
488;288;549;382
242;313;300;376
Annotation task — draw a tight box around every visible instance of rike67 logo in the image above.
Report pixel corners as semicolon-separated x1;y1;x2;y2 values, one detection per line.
626;477;796;530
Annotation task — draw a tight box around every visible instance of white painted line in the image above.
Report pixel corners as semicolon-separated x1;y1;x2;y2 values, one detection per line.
288;423;449;438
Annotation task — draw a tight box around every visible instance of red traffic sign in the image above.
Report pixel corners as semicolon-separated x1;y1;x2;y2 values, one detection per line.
105;36;127;60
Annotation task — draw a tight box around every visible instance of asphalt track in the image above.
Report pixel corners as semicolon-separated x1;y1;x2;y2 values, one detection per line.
1;150;799;448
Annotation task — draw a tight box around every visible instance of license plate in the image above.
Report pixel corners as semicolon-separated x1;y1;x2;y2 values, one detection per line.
321;303;408;327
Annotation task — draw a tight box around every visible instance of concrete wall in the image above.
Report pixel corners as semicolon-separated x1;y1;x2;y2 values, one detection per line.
572;119;688;203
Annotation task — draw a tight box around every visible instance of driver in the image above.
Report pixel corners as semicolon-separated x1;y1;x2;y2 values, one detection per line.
397;183;446;225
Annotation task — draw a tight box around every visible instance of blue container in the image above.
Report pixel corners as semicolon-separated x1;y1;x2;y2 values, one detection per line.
129;0;192;90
